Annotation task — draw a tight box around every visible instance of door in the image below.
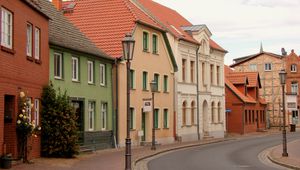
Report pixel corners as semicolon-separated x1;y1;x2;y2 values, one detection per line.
71;100;84;144
141;111;146;141
4;95;15;155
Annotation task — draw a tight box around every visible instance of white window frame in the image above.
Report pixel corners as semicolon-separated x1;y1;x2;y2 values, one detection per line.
264;63;272;71
26;23;32;57
1;8;13;49
34;99;39;126
88;61;94;84
34;27;40;60
88;101;95;131
101;103;107;130
249;64;257;71
72;57;79;81
100;64;106;86
291;82;298;94
291;64;297;72
54;53;63;79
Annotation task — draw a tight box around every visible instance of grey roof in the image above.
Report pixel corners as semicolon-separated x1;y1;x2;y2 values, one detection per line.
21;0;50;19
181;25;206;32
38;0;112;60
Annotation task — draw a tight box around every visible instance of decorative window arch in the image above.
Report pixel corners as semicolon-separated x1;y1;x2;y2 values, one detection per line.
182;101;187;126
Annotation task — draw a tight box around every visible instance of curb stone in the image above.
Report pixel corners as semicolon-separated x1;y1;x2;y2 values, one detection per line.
267;146;300;170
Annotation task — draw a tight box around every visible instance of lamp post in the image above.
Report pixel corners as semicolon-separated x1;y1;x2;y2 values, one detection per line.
279;69;288;157
122;33;135;170
150;80;157;150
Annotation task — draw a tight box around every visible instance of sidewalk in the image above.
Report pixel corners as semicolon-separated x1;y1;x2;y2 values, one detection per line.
267;139;300;170
12;130;282;170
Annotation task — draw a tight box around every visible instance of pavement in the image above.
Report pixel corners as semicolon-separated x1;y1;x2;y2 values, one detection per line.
11;129;300;170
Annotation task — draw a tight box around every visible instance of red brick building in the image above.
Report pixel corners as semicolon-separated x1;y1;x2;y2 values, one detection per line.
225;66;267;134
284;50;300;126
0;0;49;159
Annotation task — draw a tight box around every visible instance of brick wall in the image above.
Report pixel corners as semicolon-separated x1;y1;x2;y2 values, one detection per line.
0;0;49;159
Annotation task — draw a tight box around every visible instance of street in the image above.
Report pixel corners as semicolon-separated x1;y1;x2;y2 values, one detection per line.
148;132;300;170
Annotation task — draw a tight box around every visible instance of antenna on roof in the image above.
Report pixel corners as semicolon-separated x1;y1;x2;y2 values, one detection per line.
260;42;263;53
281;48;287;56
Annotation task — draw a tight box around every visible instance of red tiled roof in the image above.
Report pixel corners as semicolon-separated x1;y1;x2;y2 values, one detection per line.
136;0;226;52
63;0;163;58
229;72;260;88
227;75;247;85
225;79;256;104
259;97;267;105
224;65;233;75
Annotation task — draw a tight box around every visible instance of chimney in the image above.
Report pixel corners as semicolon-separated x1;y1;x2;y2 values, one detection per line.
281;48;287;56
52;0;62;10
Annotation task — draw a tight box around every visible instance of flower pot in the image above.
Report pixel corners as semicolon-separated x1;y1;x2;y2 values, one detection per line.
1;156;12;169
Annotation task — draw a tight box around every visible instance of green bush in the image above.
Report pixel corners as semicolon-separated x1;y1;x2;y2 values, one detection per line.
41;83;79;158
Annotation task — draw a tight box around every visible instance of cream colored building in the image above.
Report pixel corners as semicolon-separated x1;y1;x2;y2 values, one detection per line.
230;50;284;127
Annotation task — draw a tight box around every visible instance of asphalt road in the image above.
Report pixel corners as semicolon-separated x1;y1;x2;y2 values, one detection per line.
148;132;300;170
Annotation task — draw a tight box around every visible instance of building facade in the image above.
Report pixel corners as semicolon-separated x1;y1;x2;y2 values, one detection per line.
0;0;49;158
231;50;284;127
64;0;177;146
42;0;115;149
225;66;267;134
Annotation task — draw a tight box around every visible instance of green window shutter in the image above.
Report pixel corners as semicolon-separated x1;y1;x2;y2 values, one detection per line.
143;71;147;90
154;74;159;91
164;109;168;128
154;109;159;128
163;75;168;92
143;32;148;51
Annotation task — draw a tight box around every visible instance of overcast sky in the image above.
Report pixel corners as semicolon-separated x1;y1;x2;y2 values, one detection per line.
154;0;300;64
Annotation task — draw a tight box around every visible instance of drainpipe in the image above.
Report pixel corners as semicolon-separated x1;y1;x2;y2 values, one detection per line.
196;46;200;140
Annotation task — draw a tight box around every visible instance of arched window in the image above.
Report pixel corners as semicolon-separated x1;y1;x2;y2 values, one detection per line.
218;102;221;122
182;101;187;126
211;101;215;123
191;101;195;125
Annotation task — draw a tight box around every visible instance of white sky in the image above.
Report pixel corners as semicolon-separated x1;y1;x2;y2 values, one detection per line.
154;0;300;65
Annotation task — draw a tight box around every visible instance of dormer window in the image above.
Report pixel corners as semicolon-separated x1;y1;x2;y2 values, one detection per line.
291;64;297;72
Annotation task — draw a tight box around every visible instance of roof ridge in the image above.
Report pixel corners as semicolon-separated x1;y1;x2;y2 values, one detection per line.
124;0;139;21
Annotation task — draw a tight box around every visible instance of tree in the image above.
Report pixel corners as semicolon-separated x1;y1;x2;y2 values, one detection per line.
41;83;79;157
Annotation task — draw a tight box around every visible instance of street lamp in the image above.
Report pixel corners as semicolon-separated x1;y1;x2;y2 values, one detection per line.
150;80;157;150
279;69;288;157
122;33;135;170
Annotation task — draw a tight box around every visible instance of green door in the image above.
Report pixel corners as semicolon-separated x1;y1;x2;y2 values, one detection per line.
141;111;146;141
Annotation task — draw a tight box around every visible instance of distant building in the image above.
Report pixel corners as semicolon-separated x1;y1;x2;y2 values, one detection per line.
225;66;267;134
230;49;284;127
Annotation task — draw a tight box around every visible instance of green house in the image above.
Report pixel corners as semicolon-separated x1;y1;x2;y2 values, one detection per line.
40;1;115;149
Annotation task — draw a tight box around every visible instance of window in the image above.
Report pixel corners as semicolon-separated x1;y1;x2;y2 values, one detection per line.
1;8;13;49
154;109;159;128
130;69;135;89
182;59;186;82
142;71;148;90
152;34;158;54
154;73;159;91
291;64;297;72
143;31;149;51
210;64;214;85
218;102;221;122
190;61;195;83
248;110;251;123
34;99;39;126
101;103;107;130
163;109;168;128
249;64;257;71
88;101;95;131
163;75;168;92
191;101;195;125
100;64;106;86
26;23;32;56
245;110;248;124
72;57;79;81
54;53;63;79
252;110;255;124
291;82;298;94
88;61;94;84
217;66;220;85
264;63;272;71
34;27;40;60
130;107;135;130
182;101;186;126
211;102;215;123
202;62;205;84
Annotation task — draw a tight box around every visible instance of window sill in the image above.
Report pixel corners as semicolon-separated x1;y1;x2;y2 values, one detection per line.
163;91;169;94
130;129;136;131
1;46;15;54
142;89;149;92
152;52;159;55
35;59;42;64
54;77;63;81
72;80;80;83
155;128;160;130
143;49;150;53
100;84;106;87
163;127;169;129
27;56;34;62
88;82;95;85
130;88;136;91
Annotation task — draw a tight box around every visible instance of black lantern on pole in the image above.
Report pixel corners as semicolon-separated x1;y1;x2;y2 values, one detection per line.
150;80;157;150
279;69;288;157
122;33;135;170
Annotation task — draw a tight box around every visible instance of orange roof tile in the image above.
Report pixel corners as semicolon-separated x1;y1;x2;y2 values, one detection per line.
209;39;227;53
227;75;248;85
224;65;233;75
259;97;267;105
63;0;163;58
225;79;256;104
229;72;260;88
